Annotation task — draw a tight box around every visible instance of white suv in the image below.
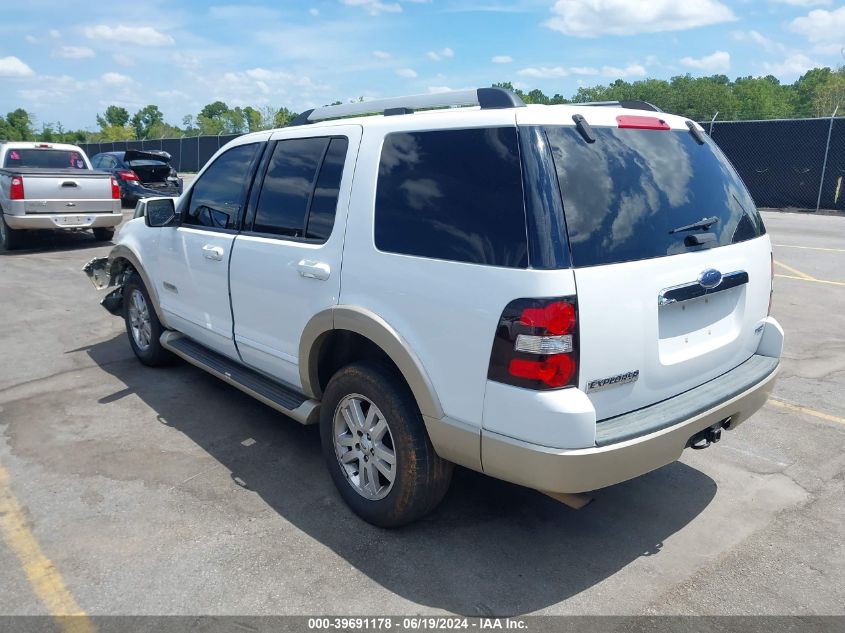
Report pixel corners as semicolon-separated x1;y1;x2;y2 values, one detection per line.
85;88;783;527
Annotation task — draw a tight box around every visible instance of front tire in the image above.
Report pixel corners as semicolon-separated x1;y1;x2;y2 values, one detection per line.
320;362;453;527
0;214;23;251
93;227;115;242
123;272;171;366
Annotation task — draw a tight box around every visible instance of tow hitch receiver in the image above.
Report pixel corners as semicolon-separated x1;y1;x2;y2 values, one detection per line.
687;418;731;450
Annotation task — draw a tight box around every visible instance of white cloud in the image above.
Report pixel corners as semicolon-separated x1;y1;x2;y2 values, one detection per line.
101;72;132;86
112;53;135;66
396;67;418;78
732;30;783;54
309;7;320;15
341;0;402;16
811;42;845;55
193;66;328;109
771;0;830;6
85;24;174;46
762;53;820;77
545;0;736;37
789;7;845;43
209;5;282;19
25;35;39;44
520;66;569;78
601;64;647;77
0;56;35;77
491;55;513;64
372;50;391;59
680;50;731;73
427;47;454;61
428;86;453;93
55;46;96;59
519;63;647;79
172;52;201;70
49;29;60;39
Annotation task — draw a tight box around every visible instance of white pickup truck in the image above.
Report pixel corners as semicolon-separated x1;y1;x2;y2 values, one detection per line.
0;141;123;250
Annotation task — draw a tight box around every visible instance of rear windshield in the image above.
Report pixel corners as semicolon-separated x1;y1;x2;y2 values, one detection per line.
544;126;765;268
3;149;88;169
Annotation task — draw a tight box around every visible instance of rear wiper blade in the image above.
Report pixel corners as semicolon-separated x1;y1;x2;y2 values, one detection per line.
669;216;720;234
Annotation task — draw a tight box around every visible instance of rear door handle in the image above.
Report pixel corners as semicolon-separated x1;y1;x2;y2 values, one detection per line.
202;244;224;261
297;259;331;281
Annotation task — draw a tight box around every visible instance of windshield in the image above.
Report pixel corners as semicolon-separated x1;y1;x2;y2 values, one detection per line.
3;148;88;170
544;126;765;268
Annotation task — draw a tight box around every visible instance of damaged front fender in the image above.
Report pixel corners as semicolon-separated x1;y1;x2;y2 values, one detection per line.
83;257;112;289
83;256;130;316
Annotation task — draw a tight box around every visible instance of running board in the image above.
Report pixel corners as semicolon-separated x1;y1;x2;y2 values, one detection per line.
160;331;320;425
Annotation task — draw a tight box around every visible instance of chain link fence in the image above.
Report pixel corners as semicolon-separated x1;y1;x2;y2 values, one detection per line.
703;113;843;211
78;114;845;212
77;134;241;174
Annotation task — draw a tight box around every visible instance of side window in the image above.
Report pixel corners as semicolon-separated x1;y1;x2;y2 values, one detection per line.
91;156;102;168
306;137;348;241
253;137;328;237
374;128;527;268
185;143;259;230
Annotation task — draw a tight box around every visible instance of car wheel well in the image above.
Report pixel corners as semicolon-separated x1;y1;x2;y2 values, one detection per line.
316;330;412;402
109;257;136;286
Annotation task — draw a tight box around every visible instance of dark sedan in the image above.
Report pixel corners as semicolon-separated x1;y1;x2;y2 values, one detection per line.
90;150;183;207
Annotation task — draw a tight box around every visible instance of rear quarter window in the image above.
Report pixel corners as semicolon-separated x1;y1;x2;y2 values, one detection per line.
544;126;765;268
375;127;528;268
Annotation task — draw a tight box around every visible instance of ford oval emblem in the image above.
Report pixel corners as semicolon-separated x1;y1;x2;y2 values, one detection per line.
698;268;723;290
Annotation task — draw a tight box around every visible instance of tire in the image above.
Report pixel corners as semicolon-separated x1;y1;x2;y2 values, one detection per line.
0;213;23;251
320;361;453;527
93;227;115;242
123;272;172;366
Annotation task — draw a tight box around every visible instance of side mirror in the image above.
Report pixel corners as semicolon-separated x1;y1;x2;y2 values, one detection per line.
143;198;179;227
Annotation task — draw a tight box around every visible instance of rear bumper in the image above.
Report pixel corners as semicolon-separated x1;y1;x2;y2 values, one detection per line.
4;212;122;230
479;356;779;494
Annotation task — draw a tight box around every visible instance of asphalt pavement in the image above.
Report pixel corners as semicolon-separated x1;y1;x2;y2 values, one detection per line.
0;210;842;618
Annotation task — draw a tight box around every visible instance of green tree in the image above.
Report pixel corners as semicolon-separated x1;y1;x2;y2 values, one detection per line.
196;101;231;135
96;105;130;130
131;105;165;139
3;109;35;140
99;125;136;141
811;69;845;117
273;107;297;127
243;106;263;132
222;106;247;134
794;68;834;117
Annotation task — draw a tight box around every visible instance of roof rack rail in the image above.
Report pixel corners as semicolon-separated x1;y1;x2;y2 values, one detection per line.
287;87;525;126
574;100;663;113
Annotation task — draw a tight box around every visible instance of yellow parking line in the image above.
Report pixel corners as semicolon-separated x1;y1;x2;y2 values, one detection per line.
773;260;816;280
775;274;845;287
768;398;845;426
0;467;95;633
773;244;845;253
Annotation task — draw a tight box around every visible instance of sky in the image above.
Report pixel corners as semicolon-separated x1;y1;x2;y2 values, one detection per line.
1;0;844;130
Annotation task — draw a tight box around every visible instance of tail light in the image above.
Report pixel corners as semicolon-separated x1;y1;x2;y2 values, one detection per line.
117;170;139;182
111;177;121;200
488;297;579;390
9;177;24;200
